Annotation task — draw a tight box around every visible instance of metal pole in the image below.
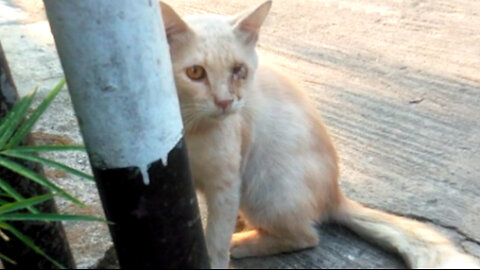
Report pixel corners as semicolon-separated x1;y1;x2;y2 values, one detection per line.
43;1;209;268
0;42;76;269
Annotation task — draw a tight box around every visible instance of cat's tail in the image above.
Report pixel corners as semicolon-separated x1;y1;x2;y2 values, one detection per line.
330;197;479;269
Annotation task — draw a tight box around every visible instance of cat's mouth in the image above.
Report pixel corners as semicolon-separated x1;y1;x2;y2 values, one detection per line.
209;108;236;120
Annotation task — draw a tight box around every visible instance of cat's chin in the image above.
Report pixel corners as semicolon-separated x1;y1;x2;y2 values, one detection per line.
208;111;235;121
184;112;236;134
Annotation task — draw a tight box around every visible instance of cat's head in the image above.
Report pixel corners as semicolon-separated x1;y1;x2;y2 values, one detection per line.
160;1;271;128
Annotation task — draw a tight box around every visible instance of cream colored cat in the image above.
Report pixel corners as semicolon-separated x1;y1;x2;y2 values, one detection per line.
159;1;479;269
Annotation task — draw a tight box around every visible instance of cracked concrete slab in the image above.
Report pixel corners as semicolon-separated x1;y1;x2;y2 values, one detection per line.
0;0;479;268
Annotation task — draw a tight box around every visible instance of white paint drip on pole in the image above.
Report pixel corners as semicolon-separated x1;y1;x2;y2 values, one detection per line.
44;0;183;185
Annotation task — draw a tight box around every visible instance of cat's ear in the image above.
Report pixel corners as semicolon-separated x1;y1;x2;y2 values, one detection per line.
232;0;272;45
159;2;189;41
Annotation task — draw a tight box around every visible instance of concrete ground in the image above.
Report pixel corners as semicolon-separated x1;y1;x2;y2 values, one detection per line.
0;0;479;268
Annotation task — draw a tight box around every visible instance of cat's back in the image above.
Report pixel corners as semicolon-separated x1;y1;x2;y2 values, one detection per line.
248;62;322;129
254;63;311;106
245;61;335;158
241;61;339;214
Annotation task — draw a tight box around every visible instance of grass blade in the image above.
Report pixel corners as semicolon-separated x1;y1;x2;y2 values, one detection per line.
0;177;39;214
0;89;36;134
0;194;54;215
0;221;65;269
0;90;37;149
6;145;86;153
0;157;84;206
6;78;66;149
0;191;13;198
0;252;16;265
0;213;109;223
1;151;94;181
0;199;11;204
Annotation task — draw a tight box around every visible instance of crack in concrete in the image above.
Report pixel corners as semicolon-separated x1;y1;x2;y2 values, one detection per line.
403;213;480;245
386;210;480;259
463;239;480;247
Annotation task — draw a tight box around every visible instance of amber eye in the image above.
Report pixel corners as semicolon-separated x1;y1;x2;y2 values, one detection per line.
186;66;206;81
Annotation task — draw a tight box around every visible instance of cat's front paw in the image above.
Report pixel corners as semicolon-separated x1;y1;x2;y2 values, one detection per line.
230;244;253;259
230;230;260;259
209;257;229;269
208;250;230;269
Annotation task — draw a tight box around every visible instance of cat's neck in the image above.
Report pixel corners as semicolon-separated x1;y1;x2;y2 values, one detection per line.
184;116;219;135
184;113;243;136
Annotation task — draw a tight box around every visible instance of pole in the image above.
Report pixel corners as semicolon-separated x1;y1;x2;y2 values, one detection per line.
43;1;209;268
0;42;76;269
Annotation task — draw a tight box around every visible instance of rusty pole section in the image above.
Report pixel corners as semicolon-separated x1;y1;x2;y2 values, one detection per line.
43;1;209;268
0;42;76;269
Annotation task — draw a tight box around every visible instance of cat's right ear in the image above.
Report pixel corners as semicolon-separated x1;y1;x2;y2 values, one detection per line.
159;2;189;43
232;0;272;45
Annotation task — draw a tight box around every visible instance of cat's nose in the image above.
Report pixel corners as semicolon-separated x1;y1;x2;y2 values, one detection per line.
214;98;233;110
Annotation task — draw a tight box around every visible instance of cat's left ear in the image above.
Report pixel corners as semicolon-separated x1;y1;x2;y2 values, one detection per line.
232;1;272;45
159;2;190;42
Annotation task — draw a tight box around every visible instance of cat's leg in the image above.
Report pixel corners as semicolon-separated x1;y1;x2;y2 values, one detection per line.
204;179;240;268
231;149;338;258
230;221;319;258
235;212;254;232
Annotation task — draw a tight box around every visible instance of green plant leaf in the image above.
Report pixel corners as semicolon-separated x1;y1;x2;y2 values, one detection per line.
6;145;86;152
1;151;94;182
6;78;66;149
0;191;13;198
0;252;16;265
0;88;36;134
0;177;39;214
0;157;84;206
0;194;54;215
0;90;37;149
0;213;109;223
0;199;11;204
0;221;65;269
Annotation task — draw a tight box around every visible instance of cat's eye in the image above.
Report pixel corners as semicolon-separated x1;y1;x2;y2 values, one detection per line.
232;65;247;79
186;66;206;81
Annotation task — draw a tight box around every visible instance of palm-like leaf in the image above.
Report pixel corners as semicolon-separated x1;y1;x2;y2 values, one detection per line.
0;221;65;269
0;213;109;223
6;79;65;149
0;78;104;267
0;156;84;206
6;145;86;153
0;251;16;265
0;89;36;149
1;150;94;181
0;177;39;214
0;194;54;215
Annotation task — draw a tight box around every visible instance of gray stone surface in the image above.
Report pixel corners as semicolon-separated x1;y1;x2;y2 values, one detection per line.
0;0;479;268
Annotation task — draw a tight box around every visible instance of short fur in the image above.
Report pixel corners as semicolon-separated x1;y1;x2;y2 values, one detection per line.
159;1;479;268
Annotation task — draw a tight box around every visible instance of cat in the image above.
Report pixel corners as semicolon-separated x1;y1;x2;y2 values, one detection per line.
159;1;479;269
